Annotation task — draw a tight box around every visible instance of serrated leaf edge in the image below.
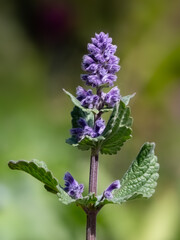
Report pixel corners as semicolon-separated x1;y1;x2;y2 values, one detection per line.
8;159;59;192
111;142;159;204
8;159;76;205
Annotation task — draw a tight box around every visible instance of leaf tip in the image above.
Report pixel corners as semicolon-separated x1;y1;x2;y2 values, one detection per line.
63;88;67;94
8;160;15;169
143;141;156;153
121;92;136;105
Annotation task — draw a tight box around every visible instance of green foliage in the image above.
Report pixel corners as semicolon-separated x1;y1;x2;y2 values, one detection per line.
71;135;105;151
75;142;159;209
66;106;105;151
66;106;97;149
63;89;99;114
8;159;74;205
56;185;75;205
71;106;94;129
100;101;132;154
7;142;159;209
111;142;159;203
121;93;136;105
8;160;59;193
66;97;133;154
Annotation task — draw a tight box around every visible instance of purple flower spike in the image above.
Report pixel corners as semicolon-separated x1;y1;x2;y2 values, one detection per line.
105;86;121;107
63;172;84;199
81;32;120;88
103;180;121;199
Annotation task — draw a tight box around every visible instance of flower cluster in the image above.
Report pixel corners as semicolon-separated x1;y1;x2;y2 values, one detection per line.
81;32;120;87
104;86;120;107
71;118;105;141
63;172;84;199
63;173;121;200
103;180;121;199
76;85;120;109
70;32;121;141
76;86;99;109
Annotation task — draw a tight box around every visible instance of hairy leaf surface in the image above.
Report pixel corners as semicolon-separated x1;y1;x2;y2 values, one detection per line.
100;101;133;154
112;142;159;203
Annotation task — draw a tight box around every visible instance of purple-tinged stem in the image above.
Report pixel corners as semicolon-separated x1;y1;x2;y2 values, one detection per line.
86;150;99;240
89;151;99;194
86;87;102;240
86;211;97;240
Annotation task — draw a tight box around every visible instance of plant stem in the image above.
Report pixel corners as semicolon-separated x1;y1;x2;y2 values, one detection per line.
89;151;99;194
86;211;97;240
86;150;99;240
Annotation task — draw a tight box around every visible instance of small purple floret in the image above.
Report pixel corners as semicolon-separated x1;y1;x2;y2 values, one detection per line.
94;118;105;135
70;128;84;139
103;180;121;199
81;32;120;88
71;118;96;140
76;86;99;109
63;172;84;199
83;125;97;138
104;86;121;107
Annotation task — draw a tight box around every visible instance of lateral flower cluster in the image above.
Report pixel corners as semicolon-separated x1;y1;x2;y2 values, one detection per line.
71;32;121;142
63;172;120;200
71;117;105;141
63;172;84;199
103;180;120;199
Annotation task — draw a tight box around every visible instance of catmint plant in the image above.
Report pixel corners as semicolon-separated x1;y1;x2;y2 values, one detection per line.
8;32;159;240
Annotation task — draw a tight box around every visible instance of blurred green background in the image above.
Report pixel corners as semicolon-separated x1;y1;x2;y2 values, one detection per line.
0;0;180;239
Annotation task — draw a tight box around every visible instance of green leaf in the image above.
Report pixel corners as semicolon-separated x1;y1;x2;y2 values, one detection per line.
71;106;94;129
77;135;105;151
68;100;133;153
67;134;105;151
100;101;133;154
121;93;136;105
66;106;105;151
56;185;75;205
63;89;99;114
112;142;159;203
65;91;134;153
8;159;74;205
66;106;97;148
8;159;59;193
